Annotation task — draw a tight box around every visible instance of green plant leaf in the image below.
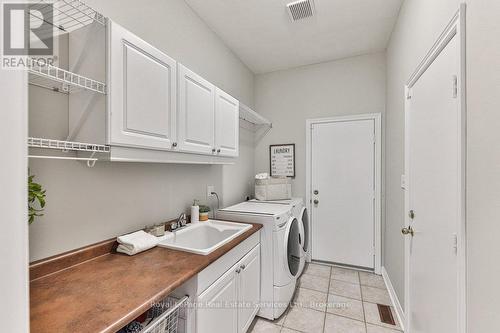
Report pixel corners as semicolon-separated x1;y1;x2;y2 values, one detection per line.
28;174;46;224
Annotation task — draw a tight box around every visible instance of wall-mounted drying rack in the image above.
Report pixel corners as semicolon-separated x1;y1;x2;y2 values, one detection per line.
28;59;107;94
239;103;272;142
28;137;110;167
27;0;107;94
29;0;105;39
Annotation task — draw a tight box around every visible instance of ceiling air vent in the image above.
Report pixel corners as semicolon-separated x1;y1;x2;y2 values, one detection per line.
286;0;315;22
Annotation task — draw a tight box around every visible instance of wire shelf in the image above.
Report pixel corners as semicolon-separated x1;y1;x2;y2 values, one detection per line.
28;137;110;153
28;59;106;94
239;103;272;127
29;0;105;39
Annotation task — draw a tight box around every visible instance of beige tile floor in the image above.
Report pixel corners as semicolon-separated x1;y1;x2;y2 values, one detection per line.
248;263;403;333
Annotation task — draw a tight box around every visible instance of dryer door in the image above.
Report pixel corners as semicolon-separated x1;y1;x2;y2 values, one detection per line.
285;218;301;278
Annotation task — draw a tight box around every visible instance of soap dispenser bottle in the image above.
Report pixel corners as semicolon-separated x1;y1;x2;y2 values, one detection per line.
191;200;200;224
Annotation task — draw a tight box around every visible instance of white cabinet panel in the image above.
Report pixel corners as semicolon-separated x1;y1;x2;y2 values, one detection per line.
215;88;239;157
196;244;261;333
197;267;238;333
178;64;215;155
108;21;176;150
238;245;260;333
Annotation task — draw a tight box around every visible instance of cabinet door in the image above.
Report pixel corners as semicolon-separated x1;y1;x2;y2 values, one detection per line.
238;245;261;333
178;64;215;155
196;267;238;333
215;88;239;157
108;21;177;150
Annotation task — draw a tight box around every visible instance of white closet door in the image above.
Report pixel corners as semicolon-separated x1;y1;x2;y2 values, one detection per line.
406;34;460;333
311;119;375;268
177;64;215;155
215;88;239;157
108;21;176;150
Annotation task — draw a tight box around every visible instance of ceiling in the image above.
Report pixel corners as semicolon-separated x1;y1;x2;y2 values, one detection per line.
184;0;403;74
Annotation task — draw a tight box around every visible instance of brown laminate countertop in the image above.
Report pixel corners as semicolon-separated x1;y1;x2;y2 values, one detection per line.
30;223;262;333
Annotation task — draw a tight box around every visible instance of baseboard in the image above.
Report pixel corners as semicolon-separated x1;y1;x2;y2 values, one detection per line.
381;266;406;331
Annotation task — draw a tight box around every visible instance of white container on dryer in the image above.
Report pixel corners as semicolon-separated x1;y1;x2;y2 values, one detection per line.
251;198;310;276
217;202;301;320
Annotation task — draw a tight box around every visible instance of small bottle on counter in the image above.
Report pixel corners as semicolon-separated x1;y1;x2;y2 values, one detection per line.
191;200;200;224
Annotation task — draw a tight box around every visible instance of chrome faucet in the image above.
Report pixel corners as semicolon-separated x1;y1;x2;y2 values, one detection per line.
171;213;187;231
178;212;187;227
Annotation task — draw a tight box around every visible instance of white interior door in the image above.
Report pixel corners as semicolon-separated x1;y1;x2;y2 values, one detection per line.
405;30;461;333
311;118;375;268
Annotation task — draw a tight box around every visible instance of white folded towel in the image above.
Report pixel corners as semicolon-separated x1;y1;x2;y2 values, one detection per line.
255;173;269;180
117;230;159;255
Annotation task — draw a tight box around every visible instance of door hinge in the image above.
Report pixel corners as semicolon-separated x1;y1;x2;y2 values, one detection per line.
406;89;412;100
453;233;458;254
452;75;458;98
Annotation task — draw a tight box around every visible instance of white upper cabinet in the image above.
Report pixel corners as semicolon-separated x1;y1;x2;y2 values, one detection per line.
177;64;216;155
108;21;177;150
215;88;239;157
99;20;239;162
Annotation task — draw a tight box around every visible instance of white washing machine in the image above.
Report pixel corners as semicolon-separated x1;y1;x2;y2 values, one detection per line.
250;198;310;276
217;202;301;320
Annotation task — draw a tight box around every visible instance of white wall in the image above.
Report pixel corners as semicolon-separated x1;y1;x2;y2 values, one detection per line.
28;0;255;261
385;0;461;307
254;53;386;199
387;0;500;331
0;46;29;333
465;1;500;331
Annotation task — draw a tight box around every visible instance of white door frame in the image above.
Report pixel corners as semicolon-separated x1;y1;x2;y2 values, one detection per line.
306;113;382;274
404;4;467;333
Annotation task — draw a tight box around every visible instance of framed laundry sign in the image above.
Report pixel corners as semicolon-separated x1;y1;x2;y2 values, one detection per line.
270;144;295;178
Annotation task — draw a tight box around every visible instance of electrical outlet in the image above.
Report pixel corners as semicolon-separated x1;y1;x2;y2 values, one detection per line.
207;185;215;198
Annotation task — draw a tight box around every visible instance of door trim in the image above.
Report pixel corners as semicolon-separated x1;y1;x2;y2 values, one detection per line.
403;4;467;333
306;113;382;274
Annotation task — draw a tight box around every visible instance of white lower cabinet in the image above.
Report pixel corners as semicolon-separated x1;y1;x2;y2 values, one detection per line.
196;245;260;333
237;245;261;333
196;266;238;333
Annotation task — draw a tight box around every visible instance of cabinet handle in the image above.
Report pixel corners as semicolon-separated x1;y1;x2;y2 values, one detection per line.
217;148;221;153
240;264;246;270
212;148;216;153
236;268;241;274
172;142;178;147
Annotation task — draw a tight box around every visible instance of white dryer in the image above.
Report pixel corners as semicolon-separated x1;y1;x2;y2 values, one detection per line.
250;198;310;276
217;202;301;320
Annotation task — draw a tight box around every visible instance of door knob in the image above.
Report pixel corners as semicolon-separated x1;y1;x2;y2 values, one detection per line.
212;148;216;153
313;190;319;195
235;268;241;274
172;142;178;147
217;148;221;153
240;264;246;270
401;226;414;236
313;199;319;205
